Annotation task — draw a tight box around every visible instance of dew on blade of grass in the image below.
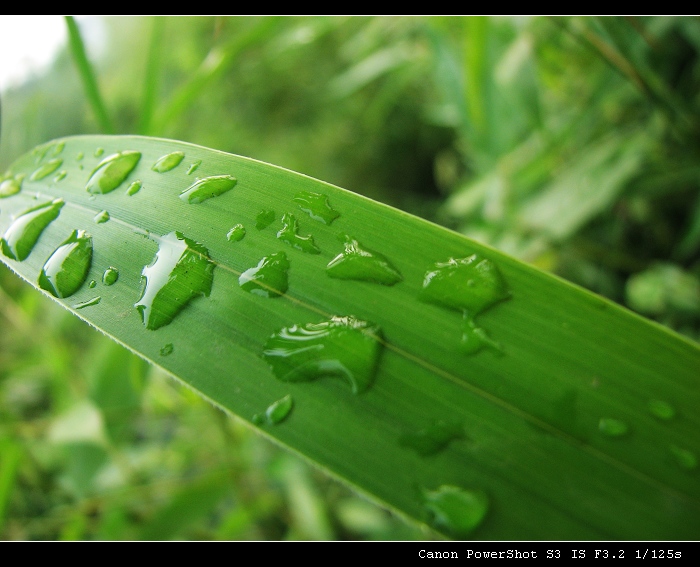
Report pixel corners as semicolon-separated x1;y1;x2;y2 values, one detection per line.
93;210;110;224
180;175;237;204
152;151;185;173
0;176;22;199
73;296;101;310
86;151;141;194
256;209;275;230
648;400;675;420
227;224;246;242
262;315;383;394
135;231;215;330
126;180;142;196
103;267;119;286
238;252;289;298
326;235;402;285
160;343;174;356
30;158;63;181
277;213;320;254
265;394;294;425
598;418;629;437
399;421;465;457
293;190;340;224
186;160;202;175
669;445;697;470
38;229;93;298
1;199;64;261
422;485;489;538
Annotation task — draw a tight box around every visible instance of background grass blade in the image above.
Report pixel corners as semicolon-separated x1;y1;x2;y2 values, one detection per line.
1;134;698;540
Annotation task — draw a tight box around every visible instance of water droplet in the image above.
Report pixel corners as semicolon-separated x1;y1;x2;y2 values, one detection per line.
399;421;465;456
160;343;174;357
52;141;65;156
86;151;141;195
264;394;294;425
93;210;110;224
103;267;119;286
0;199;64;261
238;252;289;298
293;191;340;224
648;399;675;420
180;174;237;204
151;151;184;173
76;152;84;161
73;296;101;310
670;445;697;470
88;280;97;288
277;213;320;254
422;485;489;537
94;147;104;157
461;316;502;355
30;158;63;181
421;254;511;316
256;209;275;230
262;315;383;394
33;143;52;163
227;224;246;242
54;170;67;183
135;231;215;330
0;176;22;198
326;235;402;285
186;160;202;175
598;418;629;437
38;229;93;298
252;413;264;425
126;180;142;196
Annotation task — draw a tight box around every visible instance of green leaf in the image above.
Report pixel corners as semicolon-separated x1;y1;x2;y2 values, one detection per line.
1;135;699;539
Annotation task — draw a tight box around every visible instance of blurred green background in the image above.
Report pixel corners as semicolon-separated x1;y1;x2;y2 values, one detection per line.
1;16;699;540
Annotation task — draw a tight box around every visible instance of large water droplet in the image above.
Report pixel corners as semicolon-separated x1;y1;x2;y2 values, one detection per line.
422;485;489;537
152;151;184;173
669;445;697;470
293;191;340;225
103;267;119;286
326;236;402;285
186;160;202;175
86;151;141;195
421;254;511;316
277;213;320;254
135;231;215;330
256;209;275;230
0;176;22;198
180;175;237;204
93;210;110;224
160;343;174;357
30;158;63;181
38;229;93;298
73;296;101;310
648;400;675;420
399;421;465;456
227;224;246;242
598;418;629;437
126;180;142;196
262;315;383;394
264;394;294;425
1;199;64;261
238;252;289;298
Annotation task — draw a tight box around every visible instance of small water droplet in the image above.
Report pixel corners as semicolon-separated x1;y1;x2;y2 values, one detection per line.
30;158;63;181
264;394;294;425
277;212;320;254
252;413;264;425
0;199;64;261
94;147;104;157
648;400;675;420
76;152;84;161
422;485;489;537
599;418;629;437
669;445;697;470
86;151;142;194
180;174;237;204
103;266;119;286
0;176;22;198
38;229;93;298
239;252;289;298
135;231;215;330
88;280;97;288
52;141;65;156
262;315;383;394
256;209;275;230
73;296;101;310
227;224;246;242
93;210;110;224
152;151;184;173
186;160;202;175
126;180;142;196
293;190;340;224
399;421;465;456
54;170;67;183
160;343;174;356
326;236;402;285
461;316;502;355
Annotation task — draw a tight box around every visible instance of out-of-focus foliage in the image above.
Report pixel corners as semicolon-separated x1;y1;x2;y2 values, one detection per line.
1;16;699;540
